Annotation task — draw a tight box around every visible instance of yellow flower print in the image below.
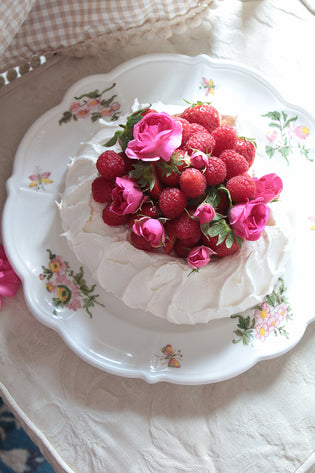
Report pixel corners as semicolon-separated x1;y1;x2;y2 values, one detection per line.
56;285;72;304
49;260;61;273
46;282;54;292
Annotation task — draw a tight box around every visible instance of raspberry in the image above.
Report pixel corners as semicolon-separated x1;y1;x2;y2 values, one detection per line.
201;234;240;258
181;103;220;134
204;157;227;186
163;220;177;254
185;132;215;155
226;174;256;203
130;231;153;251
175;212;201;243
234;138;256;167
140;202;160;218
188;123;209;136
102;203;128;226
91;176;114;203
174;117;191;147
159;187;187;219
210;125;238;156
96;150;126;181
180;168;207;199
174;239;196;258
220;149;249;179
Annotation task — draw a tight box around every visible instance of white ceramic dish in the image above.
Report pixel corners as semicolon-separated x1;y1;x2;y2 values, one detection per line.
3;54;315;384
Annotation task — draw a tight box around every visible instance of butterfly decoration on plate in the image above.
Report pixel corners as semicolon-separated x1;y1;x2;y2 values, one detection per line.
160;344;182;368
29;169;53;191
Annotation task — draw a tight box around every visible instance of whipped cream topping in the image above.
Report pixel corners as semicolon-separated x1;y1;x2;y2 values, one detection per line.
59;104;291;325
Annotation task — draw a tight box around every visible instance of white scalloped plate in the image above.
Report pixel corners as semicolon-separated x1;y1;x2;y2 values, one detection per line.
3;54;315;384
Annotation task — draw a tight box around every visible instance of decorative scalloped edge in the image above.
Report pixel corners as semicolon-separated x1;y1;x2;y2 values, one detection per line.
0;0;214;86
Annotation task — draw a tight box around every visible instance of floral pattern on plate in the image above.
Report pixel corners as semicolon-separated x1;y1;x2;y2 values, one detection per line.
39;249;103;317
231;278;292;345
262;111;312;163
59;83;121;125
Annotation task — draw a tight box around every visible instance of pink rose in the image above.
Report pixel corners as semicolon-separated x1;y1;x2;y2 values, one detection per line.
229;197;270;241
187;245;213;269
110;177;143;215
132;217;165;248
253;173;283;203
0;245;20;309
125;112;182;162
190;151;209;169
193;203;215;224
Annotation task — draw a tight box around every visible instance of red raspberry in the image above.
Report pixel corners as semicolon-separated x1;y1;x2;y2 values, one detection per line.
102;203;128;226
180;168;207;199
163;220;177;254
234;138;256;167
204;157;227;186
175;212;201;243
140;202;160;218
220;150;249;179
174;117;191;147
201;234;240;257
91;176;114;203
130;231;153;251
226;174;256;203
174;239;196;258
188;123;209;136
181;103;220;134
211;125;238;156
185;132;215;155
159;187;187;219
96;150;126;181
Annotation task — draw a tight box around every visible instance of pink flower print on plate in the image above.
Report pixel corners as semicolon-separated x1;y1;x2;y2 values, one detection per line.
263;111;312;163
39;249;103;317
232;278;292;345
59;83;121;125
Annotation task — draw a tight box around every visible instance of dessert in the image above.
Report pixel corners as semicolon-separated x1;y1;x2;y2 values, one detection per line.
59;101;290;325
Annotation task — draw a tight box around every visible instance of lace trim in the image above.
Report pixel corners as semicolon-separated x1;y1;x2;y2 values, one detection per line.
0;1;213;88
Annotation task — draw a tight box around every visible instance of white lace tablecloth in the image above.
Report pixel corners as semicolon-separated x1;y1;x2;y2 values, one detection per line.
1;1;315;472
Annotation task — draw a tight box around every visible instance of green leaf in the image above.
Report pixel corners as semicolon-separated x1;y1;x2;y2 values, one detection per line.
283;115;298;128
225;232;235;249
265;145;276;159
262;111;281;121
268;122;282;129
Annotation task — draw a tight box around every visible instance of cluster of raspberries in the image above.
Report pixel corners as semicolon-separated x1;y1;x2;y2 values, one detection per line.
91;103;257;260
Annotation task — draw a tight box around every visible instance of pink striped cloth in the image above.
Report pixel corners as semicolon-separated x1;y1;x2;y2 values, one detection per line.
0;0;213;75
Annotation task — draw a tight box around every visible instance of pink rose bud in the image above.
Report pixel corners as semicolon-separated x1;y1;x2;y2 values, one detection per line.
187;245;213;269
0;245;20;309
193;203;215;224
253;173;283;203
132;217;165;248
125;112;182;162
190;151;209;169
110;176;143;215
229;197;270;241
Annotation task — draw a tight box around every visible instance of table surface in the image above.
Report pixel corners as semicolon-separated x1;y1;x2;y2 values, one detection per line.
1;2;315;473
